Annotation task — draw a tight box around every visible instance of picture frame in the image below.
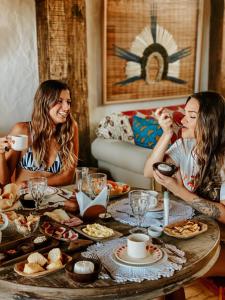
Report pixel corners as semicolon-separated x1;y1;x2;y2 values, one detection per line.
103;0;203;104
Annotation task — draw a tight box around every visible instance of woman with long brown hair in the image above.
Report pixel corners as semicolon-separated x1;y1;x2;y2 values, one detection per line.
144;91;225;281
0;79;78;187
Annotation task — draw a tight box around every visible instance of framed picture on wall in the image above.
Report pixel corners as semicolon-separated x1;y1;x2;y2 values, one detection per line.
103;0;203;104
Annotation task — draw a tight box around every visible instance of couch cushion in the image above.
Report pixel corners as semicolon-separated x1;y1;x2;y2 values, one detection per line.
132;116;163;149
91;137;151;174
96;112;134;144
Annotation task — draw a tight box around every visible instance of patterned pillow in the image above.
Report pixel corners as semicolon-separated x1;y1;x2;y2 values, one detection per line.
96;113;135;144
132;116;163;149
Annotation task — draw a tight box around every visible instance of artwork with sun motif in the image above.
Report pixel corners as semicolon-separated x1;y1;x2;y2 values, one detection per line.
103;0;202;104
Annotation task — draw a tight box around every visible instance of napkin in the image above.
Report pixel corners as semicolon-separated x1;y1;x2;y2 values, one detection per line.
76;187;108;217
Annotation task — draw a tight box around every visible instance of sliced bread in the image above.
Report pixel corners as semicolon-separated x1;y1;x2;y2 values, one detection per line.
48;248;62;263
27;252;48;267
23;262;44;274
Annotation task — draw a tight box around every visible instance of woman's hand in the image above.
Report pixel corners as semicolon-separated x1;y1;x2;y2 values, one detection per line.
0;136;11;154
154;108;174;136
153;169;184;197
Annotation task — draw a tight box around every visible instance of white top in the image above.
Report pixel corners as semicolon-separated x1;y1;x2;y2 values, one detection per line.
166;138;225;201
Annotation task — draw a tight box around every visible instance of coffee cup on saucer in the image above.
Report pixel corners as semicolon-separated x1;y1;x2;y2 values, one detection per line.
10;134;28;151
127;233;150;259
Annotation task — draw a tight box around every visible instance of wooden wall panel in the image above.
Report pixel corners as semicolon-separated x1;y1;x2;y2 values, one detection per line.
35;0;91;166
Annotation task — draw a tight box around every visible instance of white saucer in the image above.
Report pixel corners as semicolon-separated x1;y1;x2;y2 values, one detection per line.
114;244;162;266
23;186;58;199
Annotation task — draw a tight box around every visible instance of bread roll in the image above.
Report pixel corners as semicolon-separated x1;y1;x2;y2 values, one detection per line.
2;183;18;199
27;252;48;267
46;259;63;270
23;263;44;274
48;248;62;263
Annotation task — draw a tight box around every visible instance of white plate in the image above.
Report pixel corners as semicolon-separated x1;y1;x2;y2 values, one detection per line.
44;186;58;197
112;249;167;267
147;199;172;212
114;244;162;266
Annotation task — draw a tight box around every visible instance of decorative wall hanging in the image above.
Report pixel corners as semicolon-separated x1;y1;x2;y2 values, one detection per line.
103;0;202;104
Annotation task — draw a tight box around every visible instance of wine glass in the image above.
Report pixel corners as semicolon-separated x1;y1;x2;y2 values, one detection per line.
28;177;47;210
88;173;107;199
129;190;148;233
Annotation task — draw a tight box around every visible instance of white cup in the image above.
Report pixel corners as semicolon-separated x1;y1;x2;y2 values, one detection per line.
147;191;158;209
127;233;150;258
11;134;28;151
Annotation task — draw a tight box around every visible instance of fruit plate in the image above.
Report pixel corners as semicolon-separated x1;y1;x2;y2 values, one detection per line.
164;219;208;239
113;244;163;266
108;181;130;199
14;252;72;278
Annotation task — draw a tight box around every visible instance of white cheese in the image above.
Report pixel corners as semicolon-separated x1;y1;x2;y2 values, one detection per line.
74;260;94;274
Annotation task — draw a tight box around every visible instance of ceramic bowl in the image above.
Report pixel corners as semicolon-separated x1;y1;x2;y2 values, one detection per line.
0;213;9;231
66;257;101;284
153;162;178;177
148;225;163;238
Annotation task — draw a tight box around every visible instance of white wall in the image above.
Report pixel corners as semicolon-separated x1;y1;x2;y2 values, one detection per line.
86;0;209;140
0;0;39;135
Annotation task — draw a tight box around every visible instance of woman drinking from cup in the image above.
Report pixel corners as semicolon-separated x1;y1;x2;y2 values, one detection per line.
0;80;78;188
144;91;225;299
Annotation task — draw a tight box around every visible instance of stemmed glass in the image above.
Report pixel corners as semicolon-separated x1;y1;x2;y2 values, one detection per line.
28;177;47;210
129;190;148;233
88;173;109;215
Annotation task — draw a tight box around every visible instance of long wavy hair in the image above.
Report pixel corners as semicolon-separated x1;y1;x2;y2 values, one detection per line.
31;80;77;171
188;91;225;201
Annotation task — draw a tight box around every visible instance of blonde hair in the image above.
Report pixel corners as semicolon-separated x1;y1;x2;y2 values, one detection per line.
31;80;77;171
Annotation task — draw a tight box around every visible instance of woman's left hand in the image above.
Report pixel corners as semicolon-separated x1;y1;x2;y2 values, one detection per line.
153;169;184;197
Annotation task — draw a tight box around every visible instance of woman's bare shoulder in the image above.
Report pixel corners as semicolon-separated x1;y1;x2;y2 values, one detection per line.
9;122;30;135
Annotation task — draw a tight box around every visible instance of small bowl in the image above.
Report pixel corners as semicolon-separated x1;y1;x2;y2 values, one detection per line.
65;257;101;284
153;162;178;177
148;225;163;237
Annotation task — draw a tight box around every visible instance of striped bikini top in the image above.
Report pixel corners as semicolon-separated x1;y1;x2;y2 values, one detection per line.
18;123;62;174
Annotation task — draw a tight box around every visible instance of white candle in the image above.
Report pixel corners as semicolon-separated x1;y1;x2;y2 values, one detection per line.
163;191;170;226
73;260;95;274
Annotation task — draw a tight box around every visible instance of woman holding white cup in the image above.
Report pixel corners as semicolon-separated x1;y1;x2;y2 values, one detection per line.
0;80;79;194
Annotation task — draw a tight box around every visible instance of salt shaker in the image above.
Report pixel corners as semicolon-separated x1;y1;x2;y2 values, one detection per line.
163;191;170;226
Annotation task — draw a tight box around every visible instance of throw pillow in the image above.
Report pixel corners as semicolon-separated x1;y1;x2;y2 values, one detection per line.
132;116;163;149
96;113;135;144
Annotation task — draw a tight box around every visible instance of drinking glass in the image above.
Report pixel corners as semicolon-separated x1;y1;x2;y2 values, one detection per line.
88;173;107;199
129;190;148;233
75;167;89;192
28;177;47;209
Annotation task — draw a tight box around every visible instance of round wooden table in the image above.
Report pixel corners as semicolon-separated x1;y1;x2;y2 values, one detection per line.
0;214;220;300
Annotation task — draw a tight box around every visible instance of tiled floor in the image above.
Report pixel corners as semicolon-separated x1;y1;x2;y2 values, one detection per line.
185;280;219;300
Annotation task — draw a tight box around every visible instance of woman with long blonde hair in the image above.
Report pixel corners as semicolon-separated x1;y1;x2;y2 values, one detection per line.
0;79;78;187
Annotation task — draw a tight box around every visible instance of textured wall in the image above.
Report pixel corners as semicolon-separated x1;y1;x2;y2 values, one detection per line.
0;0;38;135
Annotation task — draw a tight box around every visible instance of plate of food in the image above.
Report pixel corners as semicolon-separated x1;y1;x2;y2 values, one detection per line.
40;219;79;242
75;223;122;241
164;219;208;239
14;248;71;278
107;180;130;199
0;235;59;267
44;209;83;227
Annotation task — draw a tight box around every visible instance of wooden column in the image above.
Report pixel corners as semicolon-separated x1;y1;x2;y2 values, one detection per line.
35;0;90;166
208;0;224;92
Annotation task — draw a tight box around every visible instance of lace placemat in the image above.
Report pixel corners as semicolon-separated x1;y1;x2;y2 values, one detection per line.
108;198;195;227
82;237;186;283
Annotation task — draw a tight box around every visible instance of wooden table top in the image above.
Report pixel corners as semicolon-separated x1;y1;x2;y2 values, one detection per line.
0;189;221;300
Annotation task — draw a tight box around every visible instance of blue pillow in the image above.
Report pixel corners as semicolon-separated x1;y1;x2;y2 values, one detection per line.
132;116;163;149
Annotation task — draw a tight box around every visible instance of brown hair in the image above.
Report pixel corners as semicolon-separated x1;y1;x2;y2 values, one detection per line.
187;91;225;200
31;80;77;171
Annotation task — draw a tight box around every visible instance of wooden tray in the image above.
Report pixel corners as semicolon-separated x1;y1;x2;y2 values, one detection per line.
14;252;71;278
164;219;208;239
0;236;59;267
74;224;123;242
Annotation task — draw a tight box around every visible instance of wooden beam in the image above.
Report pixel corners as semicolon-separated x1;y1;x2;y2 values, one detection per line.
208;0;224;91
35;0;91;166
